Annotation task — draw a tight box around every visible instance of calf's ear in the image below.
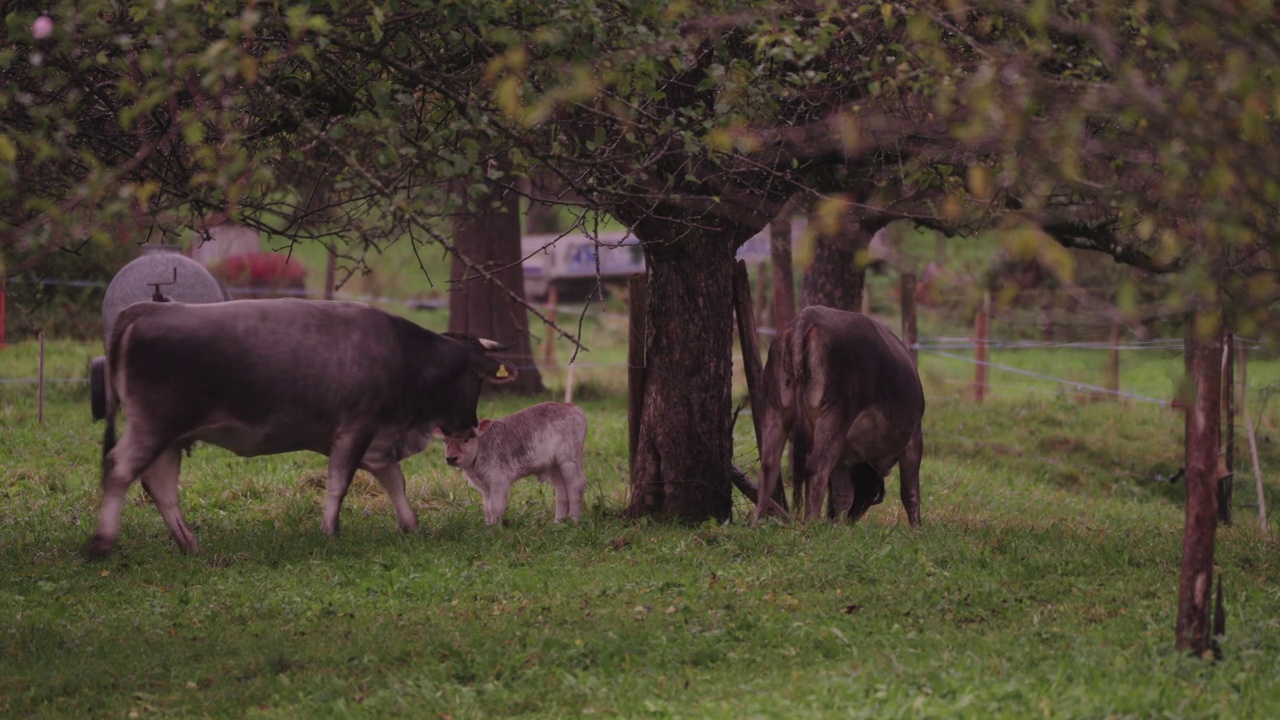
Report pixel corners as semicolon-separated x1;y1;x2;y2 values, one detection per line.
477;419;493;434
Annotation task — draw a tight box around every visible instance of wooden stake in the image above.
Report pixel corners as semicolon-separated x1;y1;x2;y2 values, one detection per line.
37;331;45;424
1;277;7;350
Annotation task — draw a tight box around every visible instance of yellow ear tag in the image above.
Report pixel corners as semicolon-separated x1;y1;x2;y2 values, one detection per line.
495;365;509;379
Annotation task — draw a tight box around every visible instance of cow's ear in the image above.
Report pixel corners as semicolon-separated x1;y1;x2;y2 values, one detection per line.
482;359;519;384
477;419;493;434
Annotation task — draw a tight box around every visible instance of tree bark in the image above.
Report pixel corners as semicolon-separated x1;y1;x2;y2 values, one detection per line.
448;183;545;395
1175;313;1222;655
770;202;797;331
626;230;739;522
802;217;872;312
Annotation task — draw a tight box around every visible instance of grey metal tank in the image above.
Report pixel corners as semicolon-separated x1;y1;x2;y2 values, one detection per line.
100;245;231;347
91;245;231;420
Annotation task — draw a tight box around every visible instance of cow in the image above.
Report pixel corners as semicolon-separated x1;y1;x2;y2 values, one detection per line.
753;305;924;525
438;402;589;524
89;298;519;556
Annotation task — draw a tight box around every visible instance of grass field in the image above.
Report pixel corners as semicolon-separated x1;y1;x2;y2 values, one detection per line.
3;320;1280;717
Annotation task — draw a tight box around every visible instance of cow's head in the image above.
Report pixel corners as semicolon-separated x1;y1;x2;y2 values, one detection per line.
442;331;520;386
436;419;492;469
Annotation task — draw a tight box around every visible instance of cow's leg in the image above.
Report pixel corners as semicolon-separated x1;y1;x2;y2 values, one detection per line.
322;435;372;537
369;463;418;533
803;416;849;522
87;430;167;557
828;467;856;520
753;413;793;524
139;445;199;553
847;462;887;523
899;424;924;527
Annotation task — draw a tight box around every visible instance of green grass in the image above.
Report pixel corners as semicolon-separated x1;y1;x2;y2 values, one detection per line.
3;338;1280;719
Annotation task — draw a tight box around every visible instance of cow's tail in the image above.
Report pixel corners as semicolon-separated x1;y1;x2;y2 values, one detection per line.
101;313;132;469
787;313;815;512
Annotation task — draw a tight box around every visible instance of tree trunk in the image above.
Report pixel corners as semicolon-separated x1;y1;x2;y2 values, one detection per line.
770;202;797;331
626;230;738;522
448;183;545;395
802;218;872;312
1175;313;1222;655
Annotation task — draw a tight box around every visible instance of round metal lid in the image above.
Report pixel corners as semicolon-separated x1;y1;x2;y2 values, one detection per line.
101;245;231;348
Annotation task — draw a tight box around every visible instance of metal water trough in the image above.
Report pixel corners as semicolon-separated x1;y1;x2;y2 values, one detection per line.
89;246;231;420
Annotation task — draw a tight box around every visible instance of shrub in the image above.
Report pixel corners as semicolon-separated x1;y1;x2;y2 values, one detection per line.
1;233;138;341
211;252;308;297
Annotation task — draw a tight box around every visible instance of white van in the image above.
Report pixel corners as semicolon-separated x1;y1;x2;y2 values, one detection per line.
520;220;803;300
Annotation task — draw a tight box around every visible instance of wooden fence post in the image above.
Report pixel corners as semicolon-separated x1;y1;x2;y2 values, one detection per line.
37;331;45;424
1106;324;1121;395
543;285;559;367
324;241;336;300
901;273;917;367
973;292;989;402
627;274;649;487
1245;415;1270;535
1;276;7;350
1220;332;1234;525
733;260;786;512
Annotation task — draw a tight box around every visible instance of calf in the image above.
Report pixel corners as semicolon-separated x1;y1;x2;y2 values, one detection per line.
439;402;589;524
754;306;925;525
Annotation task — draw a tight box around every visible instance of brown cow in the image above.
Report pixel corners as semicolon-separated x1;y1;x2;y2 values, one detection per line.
754;306;924;525
91;299;518;556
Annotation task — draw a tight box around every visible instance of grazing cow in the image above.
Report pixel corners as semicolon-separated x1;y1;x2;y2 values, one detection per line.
90;298;518;556
439;402;588;524
754;306;924;525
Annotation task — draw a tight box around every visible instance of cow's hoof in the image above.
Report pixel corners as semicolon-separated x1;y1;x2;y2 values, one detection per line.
82;534;114;559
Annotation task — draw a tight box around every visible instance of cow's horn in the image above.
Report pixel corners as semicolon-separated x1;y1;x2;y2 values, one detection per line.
478;338;513;352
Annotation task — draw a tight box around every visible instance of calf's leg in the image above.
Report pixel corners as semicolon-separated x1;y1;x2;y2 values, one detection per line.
139;445;199;553
483;482;510;525
561;460;588;521
542;469;570;522
369;462;418;532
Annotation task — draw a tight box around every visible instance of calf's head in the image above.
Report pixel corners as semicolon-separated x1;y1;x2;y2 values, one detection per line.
437;419;493;469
